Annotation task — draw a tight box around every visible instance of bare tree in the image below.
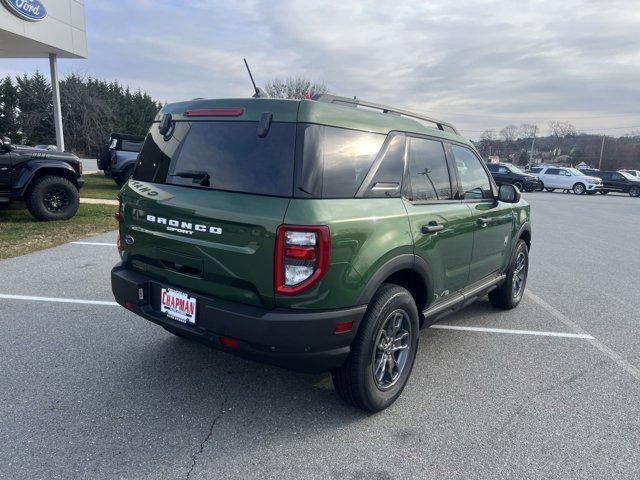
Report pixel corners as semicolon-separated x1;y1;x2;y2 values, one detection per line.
548;121;576;139
265;76;328;99
480;129;497;141
519;124;539;139
548;121;576;153
500;124;520;142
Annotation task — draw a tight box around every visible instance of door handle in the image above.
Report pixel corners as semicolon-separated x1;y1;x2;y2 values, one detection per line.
421;223;444;234
477;217;491;226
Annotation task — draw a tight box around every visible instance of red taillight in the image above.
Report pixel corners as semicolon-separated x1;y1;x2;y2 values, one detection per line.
275;225;330;295
185;108;244;117
284;245;316;260
111;154;117;165
219;336;239;349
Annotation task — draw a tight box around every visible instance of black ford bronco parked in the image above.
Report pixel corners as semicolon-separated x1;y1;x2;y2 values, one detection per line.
0;137;84;220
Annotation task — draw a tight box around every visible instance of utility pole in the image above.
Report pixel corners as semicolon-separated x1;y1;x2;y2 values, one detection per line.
598;135;605;170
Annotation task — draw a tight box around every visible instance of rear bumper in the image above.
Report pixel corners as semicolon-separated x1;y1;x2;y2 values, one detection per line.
111;264;366;373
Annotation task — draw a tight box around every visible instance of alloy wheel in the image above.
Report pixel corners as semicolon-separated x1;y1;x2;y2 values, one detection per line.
372;310;411;390
512;251;527;298
43;188;70;213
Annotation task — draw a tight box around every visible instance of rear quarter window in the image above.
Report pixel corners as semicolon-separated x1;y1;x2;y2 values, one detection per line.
297;125;385;198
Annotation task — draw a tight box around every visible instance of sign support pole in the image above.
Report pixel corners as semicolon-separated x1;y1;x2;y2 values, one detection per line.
49;53;64;152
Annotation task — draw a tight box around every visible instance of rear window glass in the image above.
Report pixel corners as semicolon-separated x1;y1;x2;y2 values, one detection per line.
133;121;296;197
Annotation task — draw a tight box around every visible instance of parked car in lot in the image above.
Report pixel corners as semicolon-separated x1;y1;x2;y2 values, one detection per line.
0;136;83;220
580;169;640;197
486;162;542;192
111;95;532;412
535;166;602;194
619;169;640;178
97;133;144;186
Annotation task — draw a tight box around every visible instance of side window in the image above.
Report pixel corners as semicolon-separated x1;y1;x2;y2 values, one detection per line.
546;168;559;175
405;137;452;201
363;134;405;198
450;144;492;200
486;164;498;173
612;173;624;181
321;127;385;198
121;140;143;152
498;166;509;174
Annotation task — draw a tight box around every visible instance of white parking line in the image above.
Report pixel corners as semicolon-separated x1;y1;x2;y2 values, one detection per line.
71;242;117;246
0;294;118;306
429;324;594;339
526;291;640;382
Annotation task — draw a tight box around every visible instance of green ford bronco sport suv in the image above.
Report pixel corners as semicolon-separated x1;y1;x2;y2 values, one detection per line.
111;95;531;412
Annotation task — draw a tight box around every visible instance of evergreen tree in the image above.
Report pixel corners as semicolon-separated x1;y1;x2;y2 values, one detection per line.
0;76;20;142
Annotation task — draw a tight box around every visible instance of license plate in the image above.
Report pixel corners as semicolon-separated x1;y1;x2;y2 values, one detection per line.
160;287;197;325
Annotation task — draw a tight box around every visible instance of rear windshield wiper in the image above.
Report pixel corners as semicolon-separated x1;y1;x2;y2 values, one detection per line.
172;170;210;186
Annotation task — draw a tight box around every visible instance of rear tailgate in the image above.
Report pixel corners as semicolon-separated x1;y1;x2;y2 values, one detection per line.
120;182;289;308
118;100;300;309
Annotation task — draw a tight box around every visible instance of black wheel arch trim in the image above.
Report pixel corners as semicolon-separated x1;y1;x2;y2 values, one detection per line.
516;221;532;250
355;254;434;307
13;161;79;198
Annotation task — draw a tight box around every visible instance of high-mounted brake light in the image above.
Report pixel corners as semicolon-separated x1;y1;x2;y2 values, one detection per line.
184;108;244;117
275;225;330;295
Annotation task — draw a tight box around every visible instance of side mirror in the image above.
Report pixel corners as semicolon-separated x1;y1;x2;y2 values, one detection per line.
498;184;521;203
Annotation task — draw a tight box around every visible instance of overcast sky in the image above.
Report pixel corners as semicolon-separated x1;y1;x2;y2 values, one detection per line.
2;0;639;139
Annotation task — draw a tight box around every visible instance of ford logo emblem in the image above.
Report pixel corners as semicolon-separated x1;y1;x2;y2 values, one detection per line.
2;0;47;22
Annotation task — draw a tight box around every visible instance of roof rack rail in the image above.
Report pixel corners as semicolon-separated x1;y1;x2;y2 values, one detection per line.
311;94;459;135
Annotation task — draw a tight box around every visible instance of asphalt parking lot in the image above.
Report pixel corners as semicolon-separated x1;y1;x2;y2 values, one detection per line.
1;192;639;480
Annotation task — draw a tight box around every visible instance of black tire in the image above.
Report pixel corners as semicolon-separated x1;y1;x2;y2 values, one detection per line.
536;182;544;192
489;239;529;310
115;166;134;187
332;284;419;412
629;186;640;198
26;175;79;221
513;181;524;192
600;190;609;195
545;188;555;192
586;191;596;195
573;183;586;195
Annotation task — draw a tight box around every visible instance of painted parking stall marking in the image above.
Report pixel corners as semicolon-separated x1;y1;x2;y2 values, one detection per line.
429;324;594;339
0;293;600;343
0;294;118;306
71;241;117;247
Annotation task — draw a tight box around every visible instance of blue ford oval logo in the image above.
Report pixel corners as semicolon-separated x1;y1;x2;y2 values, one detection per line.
2;0;47;22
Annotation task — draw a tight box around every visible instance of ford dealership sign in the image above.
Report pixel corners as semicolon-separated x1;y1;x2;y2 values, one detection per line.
2;0;47;22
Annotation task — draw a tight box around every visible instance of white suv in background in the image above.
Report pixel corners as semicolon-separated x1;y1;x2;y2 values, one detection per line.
534;166;603;195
